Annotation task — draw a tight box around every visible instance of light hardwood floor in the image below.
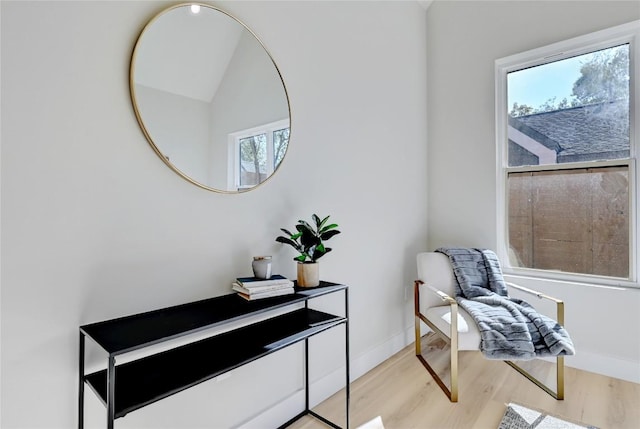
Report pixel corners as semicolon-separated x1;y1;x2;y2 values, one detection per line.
288;339;640;429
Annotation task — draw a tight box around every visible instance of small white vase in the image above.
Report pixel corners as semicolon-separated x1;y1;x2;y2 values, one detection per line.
252;256;272;279
297;262;319;287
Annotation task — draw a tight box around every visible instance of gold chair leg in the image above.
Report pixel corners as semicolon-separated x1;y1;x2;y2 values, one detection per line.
414;280;459;402
557;356;565;399
504;355;565;400
504;284;566;400
449;312;458;402
415;314;422;356
415;322;458;403
416;352;458;402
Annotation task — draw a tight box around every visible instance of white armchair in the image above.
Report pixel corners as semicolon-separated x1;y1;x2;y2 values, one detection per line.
414;252;565;402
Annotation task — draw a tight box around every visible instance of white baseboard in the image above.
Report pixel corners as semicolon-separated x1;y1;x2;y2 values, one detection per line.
564;349;640;384
236;389;306;429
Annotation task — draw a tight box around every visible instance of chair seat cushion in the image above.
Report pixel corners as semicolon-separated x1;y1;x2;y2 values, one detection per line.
424;306;481;351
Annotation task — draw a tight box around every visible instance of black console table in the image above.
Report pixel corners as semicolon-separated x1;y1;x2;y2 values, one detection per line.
78;281;349;429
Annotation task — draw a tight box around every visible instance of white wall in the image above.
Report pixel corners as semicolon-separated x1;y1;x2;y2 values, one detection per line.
0;1;428;428
427;0;640;382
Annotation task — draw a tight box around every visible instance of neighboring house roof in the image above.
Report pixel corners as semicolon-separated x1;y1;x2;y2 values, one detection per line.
509;101;629;164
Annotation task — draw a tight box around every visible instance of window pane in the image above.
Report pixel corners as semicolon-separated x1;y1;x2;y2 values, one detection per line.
273;128;289;168
507;44;629;167
508;166;629;278
239;134;267;187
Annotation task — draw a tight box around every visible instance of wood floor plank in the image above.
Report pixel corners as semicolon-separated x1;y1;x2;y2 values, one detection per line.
288;342;640;429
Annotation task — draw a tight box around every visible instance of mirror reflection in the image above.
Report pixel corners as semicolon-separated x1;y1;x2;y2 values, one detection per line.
130;3;290;193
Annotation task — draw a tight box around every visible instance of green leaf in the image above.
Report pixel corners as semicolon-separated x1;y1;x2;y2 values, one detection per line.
295;255;307;262
319;223;339;233
276;236;301;250
300;229;320;248
320;229;341;240
291;232;302;240
296;220;314;233
319;215;330;229
313;246;331;261
312;214;322;228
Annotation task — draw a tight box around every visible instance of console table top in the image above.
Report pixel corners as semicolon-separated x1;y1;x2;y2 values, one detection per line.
80;281;346;355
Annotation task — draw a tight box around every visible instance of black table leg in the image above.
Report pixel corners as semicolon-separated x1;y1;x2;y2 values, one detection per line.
79;332;85;429
107;355;115;429
345;288;350;429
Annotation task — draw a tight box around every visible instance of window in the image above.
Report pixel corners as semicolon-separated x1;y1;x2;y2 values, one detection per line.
495;21;639;285
228;119;290;191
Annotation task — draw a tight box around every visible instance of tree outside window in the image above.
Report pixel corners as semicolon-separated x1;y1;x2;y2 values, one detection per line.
500;37;634;281
231;119;290;190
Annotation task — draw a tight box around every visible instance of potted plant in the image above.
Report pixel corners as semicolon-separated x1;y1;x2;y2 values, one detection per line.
275;214;341;287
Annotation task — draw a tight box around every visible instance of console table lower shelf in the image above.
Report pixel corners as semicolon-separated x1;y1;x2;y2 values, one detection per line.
86;308;343;419
79;283;349;429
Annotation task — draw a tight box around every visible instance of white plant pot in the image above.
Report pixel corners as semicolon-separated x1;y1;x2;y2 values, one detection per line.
297;262;320;287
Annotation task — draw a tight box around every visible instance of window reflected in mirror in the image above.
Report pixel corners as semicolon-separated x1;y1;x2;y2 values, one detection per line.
231;119;290;191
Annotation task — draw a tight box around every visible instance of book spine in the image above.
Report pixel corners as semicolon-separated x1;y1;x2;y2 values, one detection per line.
236;279;293;289
239;279;294;288
232;282;293;294
236;288;295;300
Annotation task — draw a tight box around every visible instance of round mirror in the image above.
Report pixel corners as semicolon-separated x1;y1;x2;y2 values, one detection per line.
130;3;291;193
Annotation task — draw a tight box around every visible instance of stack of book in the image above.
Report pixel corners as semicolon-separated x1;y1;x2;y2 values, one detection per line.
232;274;294;301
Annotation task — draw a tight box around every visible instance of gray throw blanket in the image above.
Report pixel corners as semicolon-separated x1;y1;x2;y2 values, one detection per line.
436;247;575;360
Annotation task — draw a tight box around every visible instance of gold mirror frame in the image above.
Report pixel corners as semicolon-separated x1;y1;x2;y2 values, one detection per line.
129;3;291;193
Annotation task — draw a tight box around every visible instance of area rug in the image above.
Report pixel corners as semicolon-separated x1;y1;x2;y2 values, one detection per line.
498;403;598;429
356;415;385;429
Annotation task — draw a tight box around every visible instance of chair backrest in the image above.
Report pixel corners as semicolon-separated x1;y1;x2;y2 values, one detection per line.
416;252;457;309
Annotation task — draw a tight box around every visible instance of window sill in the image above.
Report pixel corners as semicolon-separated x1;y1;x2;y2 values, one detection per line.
503;268;640;290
